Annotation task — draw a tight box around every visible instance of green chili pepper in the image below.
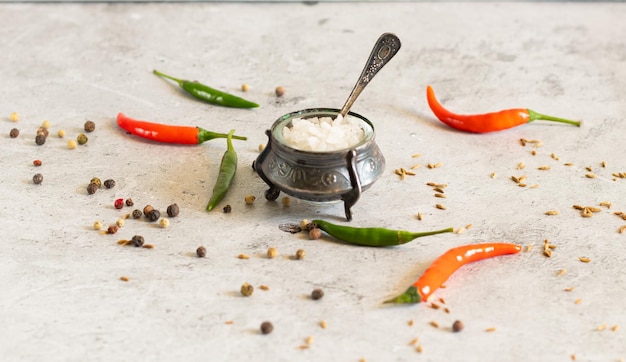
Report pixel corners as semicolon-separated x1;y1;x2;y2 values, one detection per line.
206;130;238;211
154;69;259;109
312;219;454;247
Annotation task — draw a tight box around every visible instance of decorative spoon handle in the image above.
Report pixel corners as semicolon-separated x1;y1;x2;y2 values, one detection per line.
339;33;401;118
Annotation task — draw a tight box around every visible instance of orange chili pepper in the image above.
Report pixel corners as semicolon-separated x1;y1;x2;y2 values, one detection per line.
426;85;581;133
385;242;522;304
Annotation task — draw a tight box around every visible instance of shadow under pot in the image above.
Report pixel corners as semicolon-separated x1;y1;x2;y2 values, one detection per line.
253;108;385;221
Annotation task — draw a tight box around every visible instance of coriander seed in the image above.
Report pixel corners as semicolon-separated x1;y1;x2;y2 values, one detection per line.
103;179;116;189
260;321;273;334
241;83;250;92
240;283;254;297
9;112;19;122
223;204;232;213
90;177;102;189
57;129;65;138
41;120;51;129
196;246;207;258
452;320;464;332
311;288;324;300
9;128;19;138
116;218;125;227
131;209;142;219
159;218;169;228
67;139;77;149
267;247;278;259
166;203;179;217
131;235;144;247
35;134;46;145
77;133;88;145
295;249;306;260
84;120;96;132
93;220;103;230
32;173;43;184
244;194;256;205
275;86;285;97
147;209;161;222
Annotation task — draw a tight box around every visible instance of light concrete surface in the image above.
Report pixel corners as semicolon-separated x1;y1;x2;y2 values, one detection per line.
1;2;625;361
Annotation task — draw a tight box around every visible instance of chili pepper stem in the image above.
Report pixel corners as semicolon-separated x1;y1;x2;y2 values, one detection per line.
401;227;454;243
198;127;247;143
527;109;581;127
153;69;184;86
384;286;422;304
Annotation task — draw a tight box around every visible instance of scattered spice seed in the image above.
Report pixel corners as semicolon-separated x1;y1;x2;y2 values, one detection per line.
147;209;161;222
538;166;551;170
571;354;576;361
116;218;125;227
585;173;597;179
41;120;51;129
240;283;254;297
435;204;446;210
117;239;130;245
258;143;265;152
490;171;497;178
599;201;612;208
309;227;322;240
9;112;19;122
35;134;46;145
408;319;414;326
517;162;525;170
120;276;129;282
259;285;270;291
267;247;278;259
125;198;134;207
531;150;537;156
543;249;553;258
84;120;96;132
612;325;619;332
142;244;154;249
107;225;119;234
295;249;306;260
93;220;103;230
311;288;324;300
103;179;116;189
77;133;88;145
244;195;256;205
485;327;497;332
434;193;446;198
131;209;142;219
33;159;42;167
9;128;19;138
224;320;234;325
113;199;124;210
87;183;98;194
260;321;273;334
545;210;560;215
131;235;144;247
444;307;450;313
411;164;421;170
196;246;207;257
320;320;327;329
573;205;584;210
67;139;77;149
578;256;591;263
601;160;607;168
430;302;440;309
455;227;466;234
159;218;169;228
275;86;285;97
90;177;102;188
223;204;232;213
564;287;575;292
305;336;314;345
241;83;250;92
557;269;567;277
596;324;607;331
430;321;439;328
166;203;179;217
619;225;626;234
416;345;424;353
564;162;574;166
585;166;593;172
417;212;423;221
238;254;250;259
32;173;43;184
575;298;583;304
281;196;291;207
452;320;464;332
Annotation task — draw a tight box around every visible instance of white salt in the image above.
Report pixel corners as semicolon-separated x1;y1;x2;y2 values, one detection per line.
282;114;365;152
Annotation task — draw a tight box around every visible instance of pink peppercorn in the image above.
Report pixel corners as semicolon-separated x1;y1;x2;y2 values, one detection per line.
114;198;124;209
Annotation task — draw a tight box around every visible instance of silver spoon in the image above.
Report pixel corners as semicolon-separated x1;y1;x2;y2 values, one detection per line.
338;33;401;119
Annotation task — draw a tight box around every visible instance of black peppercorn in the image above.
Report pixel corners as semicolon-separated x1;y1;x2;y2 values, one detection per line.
131;209;142;219
452;320;464;332
35;134;46;145
87;182;98;195
131;235;144;247
9;128;19;138
223;204;232;213
84;120;96;132
32;173;43;184
166;203;179;217
147;209;160;222
196;246;207;258
103;179;116;189
311;288;324;300
260;321;273;335
125;198;134;207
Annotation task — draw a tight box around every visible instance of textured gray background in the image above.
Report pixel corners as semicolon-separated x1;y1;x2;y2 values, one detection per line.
1;2;625;361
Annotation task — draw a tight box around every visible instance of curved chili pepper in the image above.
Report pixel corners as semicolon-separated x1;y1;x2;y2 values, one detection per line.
206;130;238;211
385;242;522;304
117;113;247;144
154;70;259;109
426;85;581;133
312;219;453;247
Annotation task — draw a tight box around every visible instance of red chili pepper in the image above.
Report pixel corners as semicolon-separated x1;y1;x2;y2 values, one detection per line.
426;86;581;133
116;113;247;144
385;242;522;304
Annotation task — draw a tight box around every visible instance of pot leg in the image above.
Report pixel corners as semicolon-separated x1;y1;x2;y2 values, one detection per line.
341;149;362;221
254;129;280;201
